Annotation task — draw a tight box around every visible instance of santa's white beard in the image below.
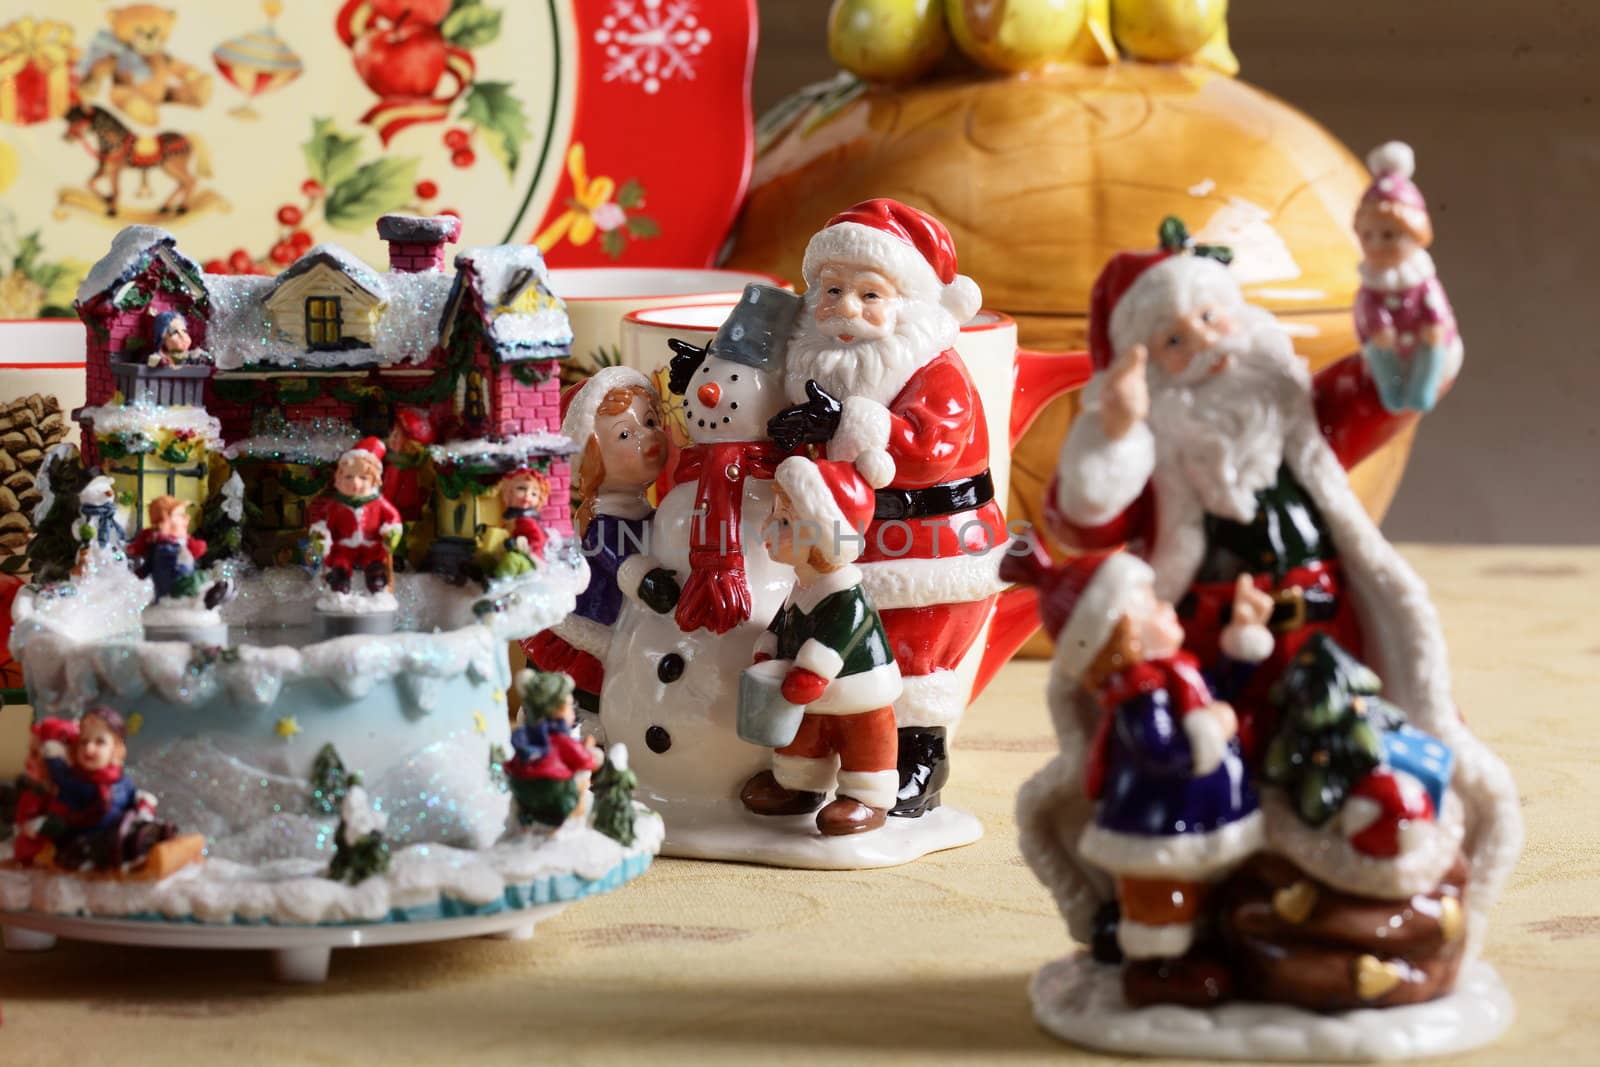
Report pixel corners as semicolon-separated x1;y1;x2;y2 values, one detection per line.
784;294;959;405
1148;306;1310;523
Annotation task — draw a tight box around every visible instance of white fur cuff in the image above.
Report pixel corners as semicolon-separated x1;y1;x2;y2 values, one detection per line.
1118;919;1197;961
1054;377;1156;526
836;769;899;810
795;638;845;681
1056;552;1155;681
773;753;839;794
1219;622;1274;665
828;397;895;488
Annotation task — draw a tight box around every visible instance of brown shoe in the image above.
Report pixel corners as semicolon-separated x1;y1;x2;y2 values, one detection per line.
740;771;824;817
816;797;887;836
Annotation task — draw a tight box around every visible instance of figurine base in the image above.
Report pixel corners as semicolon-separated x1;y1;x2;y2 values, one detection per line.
1029;952;1514;1062
142;622;229;645
661;802;982;870
315;610;398;638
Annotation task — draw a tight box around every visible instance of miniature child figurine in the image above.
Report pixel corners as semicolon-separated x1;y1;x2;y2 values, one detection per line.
528;367;675;712
1354;142;1461;414
1039;550;1274;998
146;311;209;369
309;436;403;597
382;407;435;523
11;718;79;867
483;467;550;580
503;670;601;829
128;495;232;608
739;458;902;837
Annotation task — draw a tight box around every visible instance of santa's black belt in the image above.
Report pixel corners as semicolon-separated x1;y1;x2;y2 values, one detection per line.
1179;582;1340;633
874;471;994;522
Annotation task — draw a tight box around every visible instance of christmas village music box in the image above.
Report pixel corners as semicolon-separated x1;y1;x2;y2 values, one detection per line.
0;214;660;981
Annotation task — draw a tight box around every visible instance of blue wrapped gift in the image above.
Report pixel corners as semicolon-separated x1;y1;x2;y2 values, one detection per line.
1381;724;1454;811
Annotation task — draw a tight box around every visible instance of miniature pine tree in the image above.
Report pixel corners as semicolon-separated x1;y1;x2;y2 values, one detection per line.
591;743;638;847
196;471;250;568
24;446;89;582
328;779;391;885
1263;633;1403;827
309;743;350;816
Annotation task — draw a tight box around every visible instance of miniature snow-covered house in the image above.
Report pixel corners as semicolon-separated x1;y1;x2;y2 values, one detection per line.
73;215;575;568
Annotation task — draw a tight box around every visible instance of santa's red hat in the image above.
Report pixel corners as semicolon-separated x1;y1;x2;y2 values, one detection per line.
774;457;876;566
802;198;982;324
392;407;436;445
1051;551;1156;680
339;436;386;468
1341;768;1436;858
1088;217;1240;373
561;365;654;450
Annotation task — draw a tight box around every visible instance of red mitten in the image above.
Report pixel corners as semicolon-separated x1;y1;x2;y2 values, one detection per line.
752;652;773;664
781;667;830;705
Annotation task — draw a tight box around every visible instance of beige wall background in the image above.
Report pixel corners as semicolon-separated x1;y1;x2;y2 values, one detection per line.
751;1;1600;544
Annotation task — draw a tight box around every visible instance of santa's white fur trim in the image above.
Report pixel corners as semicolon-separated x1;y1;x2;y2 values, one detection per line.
795;638;845;681
1108;254;1240;362
1078;809;1263;881
940;274;982;324
776;456;864;565
892;668;965;729
1118;920;1196;961
858;541;1008;611
827;397;894;489
560;366;654;450
1053;375;1157;527
811;661;902;715
802;222;981;324
1262;787;1463;901
1367;140;1416;180
1219;622;1274;665
616;553;662;605
552;614;610;659
1183;708;1230;778
1056;553;1155;681
773;753;838;794
836;769;899;810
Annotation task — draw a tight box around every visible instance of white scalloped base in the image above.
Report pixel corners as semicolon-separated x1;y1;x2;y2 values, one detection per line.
1030;953;1514;1062
662;804;982;870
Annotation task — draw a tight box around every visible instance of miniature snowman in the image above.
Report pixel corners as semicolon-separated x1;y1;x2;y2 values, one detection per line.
597;285;800;839
308;436;403;635
74;474;125;565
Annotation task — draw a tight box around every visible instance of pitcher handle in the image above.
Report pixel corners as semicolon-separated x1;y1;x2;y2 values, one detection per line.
1011;349;1091;447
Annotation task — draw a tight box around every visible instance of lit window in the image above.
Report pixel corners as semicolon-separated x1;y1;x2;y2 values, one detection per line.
306;296;342;350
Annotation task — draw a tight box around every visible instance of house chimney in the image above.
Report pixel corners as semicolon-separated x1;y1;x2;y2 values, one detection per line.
376;213;463;273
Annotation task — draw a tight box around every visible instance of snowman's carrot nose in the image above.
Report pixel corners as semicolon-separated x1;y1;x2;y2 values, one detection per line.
697;382;722;407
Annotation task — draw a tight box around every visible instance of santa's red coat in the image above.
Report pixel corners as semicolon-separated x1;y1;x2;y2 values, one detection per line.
313;494;402;571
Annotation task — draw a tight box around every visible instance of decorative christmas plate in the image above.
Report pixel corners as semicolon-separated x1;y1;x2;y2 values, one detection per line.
0;0;757;319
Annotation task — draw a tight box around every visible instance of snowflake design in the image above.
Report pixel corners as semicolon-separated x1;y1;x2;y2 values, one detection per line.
594;0;714;95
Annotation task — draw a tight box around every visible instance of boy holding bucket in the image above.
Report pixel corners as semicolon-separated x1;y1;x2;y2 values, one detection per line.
738;457;901;837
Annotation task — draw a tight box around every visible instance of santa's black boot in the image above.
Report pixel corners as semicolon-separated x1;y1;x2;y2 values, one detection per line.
890;726;949;818
364;561;389;594
325;567;352;594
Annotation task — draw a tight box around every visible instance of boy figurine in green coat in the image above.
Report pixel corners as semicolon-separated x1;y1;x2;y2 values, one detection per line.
740;457;902;836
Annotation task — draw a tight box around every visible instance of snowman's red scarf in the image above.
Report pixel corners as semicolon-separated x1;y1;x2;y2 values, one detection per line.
671;440;786;634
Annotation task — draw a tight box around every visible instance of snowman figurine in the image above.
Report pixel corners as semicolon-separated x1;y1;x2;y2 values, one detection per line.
599;285;801;848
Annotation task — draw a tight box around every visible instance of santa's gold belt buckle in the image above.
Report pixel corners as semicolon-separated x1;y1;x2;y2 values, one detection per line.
1270;586;1308;633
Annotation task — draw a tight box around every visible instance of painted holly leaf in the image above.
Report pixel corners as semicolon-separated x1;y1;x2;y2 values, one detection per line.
325;157;421;232
303;118;364;188
599;230;626;259
625;215;659;239
616;179;645;211
442;0;502;48
462;81;529;177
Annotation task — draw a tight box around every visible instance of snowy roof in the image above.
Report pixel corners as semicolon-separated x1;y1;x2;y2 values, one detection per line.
269;244;387;298
377;214;462;243
427;432;574;471
450;246;573;362
76;400;224;451
76;225;208;307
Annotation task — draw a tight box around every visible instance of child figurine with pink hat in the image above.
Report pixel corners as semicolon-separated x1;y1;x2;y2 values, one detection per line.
1354;141;1462;413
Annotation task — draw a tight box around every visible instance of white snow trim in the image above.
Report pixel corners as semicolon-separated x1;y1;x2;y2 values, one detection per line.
341;784;389;844
1367;140;1416;180
836;769;899;810
809;661;902;715
1118;919;1196;961
225;424;359;464
1261;787;1464;902
77;401;223;451
826;396;894;490
794;638;845;681
1184;708;1230;778
316;589;399;615
1056;552;1154;680
427;432;574;466
31;442;78;525
892;669;964;729
77;225;200;305
1054;375;1156;526
560;366;654;447
616;553;662;605
776;456;864;563
552;613;611;659
1219;622;1274;665
773;753;838;794
1077;810;1263;881
858;541;1008;611
141;598;222;627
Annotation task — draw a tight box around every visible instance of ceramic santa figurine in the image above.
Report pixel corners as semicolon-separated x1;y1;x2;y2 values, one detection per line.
738;457;902;837
769;199;1003;819
528;366;674;722
309;436;403;632
1354;142;1461;414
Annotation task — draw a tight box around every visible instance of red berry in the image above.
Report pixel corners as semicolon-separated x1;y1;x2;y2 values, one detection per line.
290;229;314;252
300;179;324;198
415;179;439;200
203;258;230;275
443;128;470;150
270;242;297;266
277;204;303;227
451;148;475;168
228;249;254;274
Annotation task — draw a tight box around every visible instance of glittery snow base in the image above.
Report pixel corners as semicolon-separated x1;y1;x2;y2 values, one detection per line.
1029;953;1514;1062
0;809;662;927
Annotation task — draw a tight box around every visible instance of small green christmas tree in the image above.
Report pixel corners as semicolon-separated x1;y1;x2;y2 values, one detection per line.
591;743;638;847
327;778;390;885
196;471;251;568
25;446;89;582
1263;633;1403;827
309;743;350;816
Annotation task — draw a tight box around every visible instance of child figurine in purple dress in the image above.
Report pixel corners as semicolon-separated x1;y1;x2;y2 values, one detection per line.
1354;141;1462;414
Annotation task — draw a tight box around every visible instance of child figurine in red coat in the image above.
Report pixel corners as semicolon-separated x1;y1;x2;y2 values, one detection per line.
309;437;403;596
503;669;600;829
12;717;79;866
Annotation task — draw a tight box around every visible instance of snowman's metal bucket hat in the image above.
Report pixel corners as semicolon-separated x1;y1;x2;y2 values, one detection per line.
710;283;804;370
